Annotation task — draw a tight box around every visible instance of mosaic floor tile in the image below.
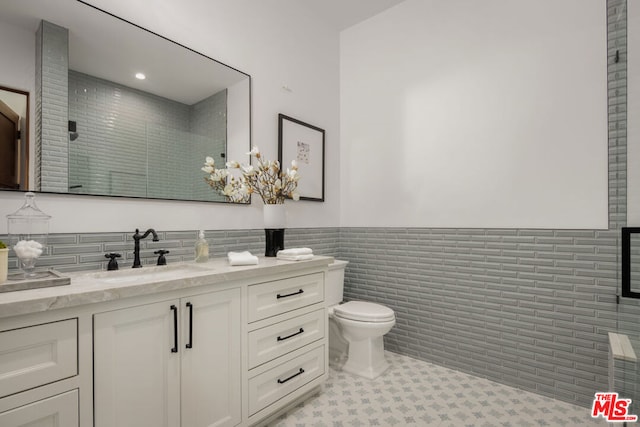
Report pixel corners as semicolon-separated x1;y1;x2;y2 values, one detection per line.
269;351;606;427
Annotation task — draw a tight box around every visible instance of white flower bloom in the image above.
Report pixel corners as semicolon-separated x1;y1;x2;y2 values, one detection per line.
201;151;300;204
241;164;255;175
212;169;228;181
286;169;299;182
223;183;235;196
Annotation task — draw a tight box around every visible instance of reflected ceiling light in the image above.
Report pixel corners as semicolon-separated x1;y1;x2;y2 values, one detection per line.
135;72;146;80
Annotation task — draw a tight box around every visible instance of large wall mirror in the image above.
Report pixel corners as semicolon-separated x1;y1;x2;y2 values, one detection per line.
0;0;251;203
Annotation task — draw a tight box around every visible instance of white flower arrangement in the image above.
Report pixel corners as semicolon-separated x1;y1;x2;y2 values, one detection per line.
202;147;300;204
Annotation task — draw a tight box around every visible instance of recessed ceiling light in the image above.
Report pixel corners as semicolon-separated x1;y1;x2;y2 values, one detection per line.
135;73;146;80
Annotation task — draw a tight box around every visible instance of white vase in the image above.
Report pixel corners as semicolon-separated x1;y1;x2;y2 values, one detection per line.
263;203;286;229
0;248;8;284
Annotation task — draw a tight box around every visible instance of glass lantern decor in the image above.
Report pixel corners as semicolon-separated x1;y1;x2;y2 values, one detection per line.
7;192;51;279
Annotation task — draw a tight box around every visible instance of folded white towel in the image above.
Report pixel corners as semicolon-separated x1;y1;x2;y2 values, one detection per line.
228;251;259;266
277;254;314;261
277;248;313;256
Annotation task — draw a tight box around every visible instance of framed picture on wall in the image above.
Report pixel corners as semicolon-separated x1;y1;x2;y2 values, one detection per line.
278;114;325;202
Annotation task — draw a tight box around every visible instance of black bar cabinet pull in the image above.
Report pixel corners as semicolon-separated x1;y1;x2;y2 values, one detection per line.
170;305;178;353
277;368;305;384
277;328;304;342
277;289;304;299
186;302;193;349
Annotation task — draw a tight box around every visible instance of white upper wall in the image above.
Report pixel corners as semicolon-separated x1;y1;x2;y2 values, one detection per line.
340;0;608;229
0;0;341;233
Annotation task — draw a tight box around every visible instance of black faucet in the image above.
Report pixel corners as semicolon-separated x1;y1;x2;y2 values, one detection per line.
132;228;159;268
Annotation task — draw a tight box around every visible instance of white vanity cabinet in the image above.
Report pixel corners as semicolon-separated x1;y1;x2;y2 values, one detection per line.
0;256;331;427
94;287;242;427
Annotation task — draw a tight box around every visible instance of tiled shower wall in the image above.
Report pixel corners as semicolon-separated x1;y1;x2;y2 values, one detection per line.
68;71;227;201
339;0;633;410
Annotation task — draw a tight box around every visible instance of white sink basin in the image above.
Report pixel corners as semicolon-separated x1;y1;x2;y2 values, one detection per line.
80;263;212;285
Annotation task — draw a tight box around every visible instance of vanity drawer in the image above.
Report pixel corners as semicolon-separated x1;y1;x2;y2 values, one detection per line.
248;345;325;416
0;389;79;427
248;273;324;322
0;319;78;398
248;308;325;369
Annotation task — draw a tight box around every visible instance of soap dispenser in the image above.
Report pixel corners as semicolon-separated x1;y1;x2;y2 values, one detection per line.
195;230;209;263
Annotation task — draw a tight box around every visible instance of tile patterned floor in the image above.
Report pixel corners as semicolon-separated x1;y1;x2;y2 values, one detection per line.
269;351;606;427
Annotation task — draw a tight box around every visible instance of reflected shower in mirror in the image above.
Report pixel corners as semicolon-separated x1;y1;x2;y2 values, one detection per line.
0;0;251;203
66;70;229;201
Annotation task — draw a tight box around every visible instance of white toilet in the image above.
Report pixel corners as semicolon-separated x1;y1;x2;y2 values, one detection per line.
326;260;396;379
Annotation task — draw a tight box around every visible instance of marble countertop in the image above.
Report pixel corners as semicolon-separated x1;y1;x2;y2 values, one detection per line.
0;256;333;319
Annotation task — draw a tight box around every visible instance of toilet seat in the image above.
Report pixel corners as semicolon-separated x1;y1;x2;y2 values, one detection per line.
333;301;395;323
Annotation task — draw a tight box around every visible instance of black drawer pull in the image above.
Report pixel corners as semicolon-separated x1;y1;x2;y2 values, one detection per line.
277;328;304;342
170;305;178;353
277;289;304;299
277;368;305;384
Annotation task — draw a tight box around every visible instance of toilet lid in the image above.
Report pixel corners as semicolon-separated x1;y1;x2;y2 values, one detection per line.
333;301;395;322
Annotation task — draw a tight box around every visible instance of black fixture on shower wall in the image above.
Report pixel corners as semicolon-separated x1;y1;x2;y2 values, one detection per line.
621;227;640;299
68;120;79;141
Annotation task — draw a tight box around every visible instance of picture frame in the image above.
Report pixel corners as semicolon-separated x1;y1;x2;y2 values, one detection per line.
278;114;325;202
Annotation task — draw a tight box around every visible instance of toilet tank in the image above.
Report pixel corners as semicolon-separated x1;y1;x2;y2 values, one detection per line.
326;260;349;306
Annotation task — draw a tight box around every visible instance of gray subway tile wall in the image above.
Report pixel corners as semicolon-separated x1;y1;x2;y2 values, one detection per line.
338;228;617;408
2;228;340;273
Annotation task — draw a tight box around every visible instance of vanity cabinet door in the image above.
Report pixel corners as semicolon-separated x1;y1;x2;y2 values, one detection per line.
94;300;181;427
181;288;241;427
